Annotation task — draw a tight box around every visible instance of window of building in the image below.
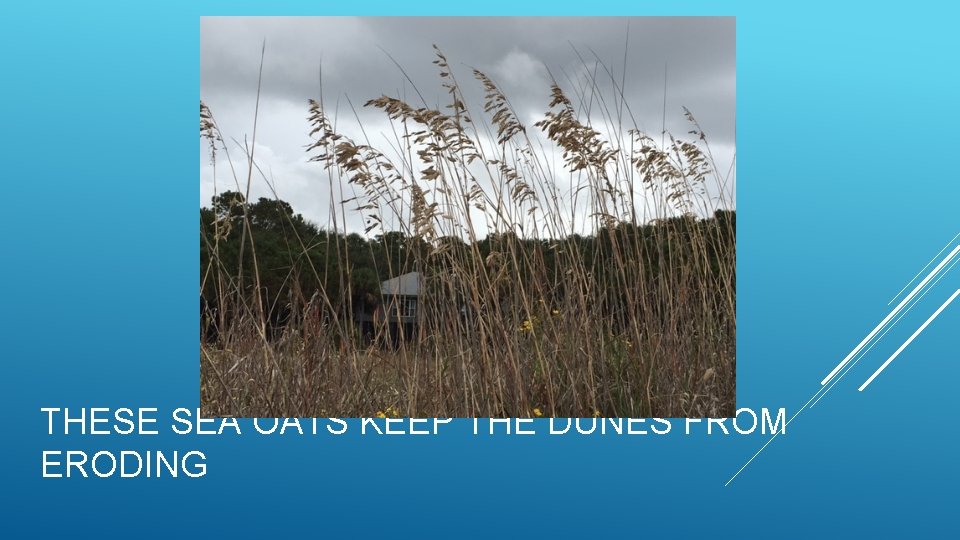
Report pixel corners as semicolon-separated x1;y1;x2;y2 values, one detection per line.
388;296;417;318
401;297;417;318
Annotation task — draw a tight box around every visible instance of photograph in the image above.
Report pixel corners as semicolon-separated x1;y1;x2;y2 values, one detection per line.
199;16;736;418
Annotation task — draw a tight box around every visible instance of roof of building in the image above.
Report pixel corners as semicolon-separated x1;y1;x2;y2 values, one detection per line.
380;271;421;296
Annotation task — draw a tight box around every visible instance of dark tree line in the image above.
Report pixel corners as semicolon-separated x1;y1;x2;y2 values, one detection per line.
201;191;735;341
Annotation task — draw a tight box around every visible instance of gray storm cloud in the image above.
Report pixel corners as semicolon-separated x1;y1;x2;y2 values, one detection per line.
200;16;735;234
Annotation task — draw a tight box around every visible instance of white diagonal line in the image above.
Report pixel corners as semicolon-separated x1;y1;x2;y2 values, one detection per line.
725;375;845;486
725;285;954;485
811;254;960;408
887;231;960;305
821;244;960;386
729;237;960;486
724;393;815;487
859;289;960;391
729;289;959;486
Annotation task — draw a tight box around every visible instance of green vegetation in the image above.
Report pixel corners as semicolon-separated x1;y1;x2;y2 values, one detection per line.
200;48;735;418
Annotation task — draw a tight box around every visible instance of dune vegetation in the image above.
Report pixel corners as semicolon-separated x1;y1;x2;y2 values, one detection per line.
200;47;735;418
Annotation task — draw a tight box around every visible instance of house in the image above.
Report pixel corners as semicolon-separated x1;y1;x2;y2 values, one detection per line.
353;271;422;344
379;271;421;324
356;270;471;345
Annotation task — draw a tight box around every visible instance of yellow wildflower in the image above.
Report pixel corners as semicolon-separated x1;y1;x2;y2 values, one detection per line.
533;408;543;417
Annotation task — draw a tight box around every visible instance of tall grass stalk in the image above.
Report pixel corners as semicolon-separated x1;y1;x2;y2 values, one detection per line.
200;47;735;418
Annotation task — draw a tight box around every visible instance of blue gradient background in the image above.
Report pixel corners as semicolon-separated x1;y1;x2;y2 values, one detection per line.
2;1;959;537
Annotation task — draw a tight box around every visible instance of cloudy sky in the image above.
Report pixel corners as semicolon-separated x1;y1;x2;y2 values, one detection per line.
200;17;735;236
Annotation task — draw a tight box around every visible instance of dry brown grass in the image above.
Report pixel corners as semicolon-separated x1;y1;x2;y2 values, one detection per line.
200;47;735;418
